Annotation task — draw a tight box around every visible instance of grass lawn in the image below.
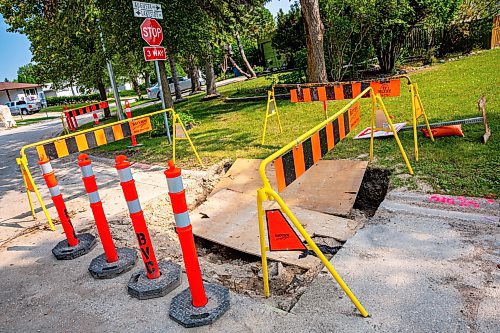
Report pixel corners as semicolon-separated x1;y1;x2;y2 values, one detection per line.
88;49;499;197
15;116;60;126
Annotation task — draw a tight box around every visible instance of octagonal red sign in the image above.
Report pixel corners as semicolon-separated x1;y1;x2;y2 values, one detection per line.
140;18;163;46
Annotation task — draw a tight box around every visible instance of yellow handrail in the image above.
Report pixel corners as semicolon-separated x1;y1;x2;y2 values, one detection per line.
20;108;174;161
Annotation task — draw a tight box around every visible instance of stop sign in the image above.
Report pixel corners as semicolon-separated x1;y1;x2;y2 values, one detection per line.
140;18;163;46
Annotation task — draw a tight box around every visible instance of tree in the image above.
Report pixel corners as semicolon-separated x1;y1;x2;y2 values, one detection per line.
300;0;328;82
273;4;306;68
17;64;39;83
372;0;461;73
320;0;374;81
0;0;113;115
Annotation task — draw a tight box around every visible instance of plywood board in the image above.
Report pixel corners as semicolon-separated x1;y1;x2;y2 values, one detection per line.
280;160;368;217
212;158;368;217
191;189;359;269
210;159;276;197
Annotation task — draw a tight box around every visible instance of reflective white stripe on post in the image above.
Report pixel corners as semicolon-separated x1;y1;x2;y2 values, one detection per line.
127;199;142;214
88;191;101;204
117;167;133;183
174;211;191;228
40;162;53;175
80;165;94;178
48;185;61;197
166;176;184;194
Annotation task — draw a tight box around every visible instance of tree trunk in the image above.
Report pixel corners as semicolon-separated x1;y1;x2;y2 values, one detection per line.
97;77;110;117
374;30;402;73
228;56;251;79
167;52;183;101
235;31;256;78
157;60;174;108
300;0;328;83
144;72;150;88
188;59;201;94
204;60;217;96
130;76;142;98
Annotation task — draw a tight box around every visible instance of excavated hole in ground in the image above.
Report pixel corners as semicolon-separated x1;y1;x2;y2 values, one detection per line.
93;159;368;312
195;236;345;312
353;167;391;217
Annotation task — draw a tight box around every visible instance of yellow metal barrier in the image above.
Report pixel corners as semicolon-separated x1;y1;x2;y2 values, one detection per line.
18;108;203;228
256;87;416;317
263;76;434;161
171;109;204;167
409;82;434;161
261;90;283;145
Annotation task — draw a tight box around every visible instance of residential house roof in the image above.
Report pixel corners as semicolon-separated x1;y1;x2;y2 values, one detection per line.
0;82;41;92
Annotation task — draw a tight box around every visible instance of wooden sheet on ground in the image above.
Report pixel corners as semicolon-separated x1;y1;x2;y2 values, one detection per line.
280;160;368;217
211;158;368;217
191;189;360;269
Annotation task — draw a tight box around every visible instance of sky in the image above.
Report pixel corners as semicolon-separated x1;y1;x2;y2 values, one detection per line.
265;0;292;17
0;0;291;82
0;14;32;81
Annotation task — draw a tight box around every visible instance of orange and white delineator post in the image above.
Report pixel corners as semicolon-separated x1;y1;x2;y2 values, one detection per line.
115;155;160;279
165;161;208;307
78;154;117;262
124;100;142;147
38;156;78;246
92;109;100;126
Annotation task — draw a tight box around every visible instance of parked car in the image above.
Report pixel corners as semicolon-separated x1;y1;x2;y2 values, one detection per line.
146;76;206;99
4;100;41;115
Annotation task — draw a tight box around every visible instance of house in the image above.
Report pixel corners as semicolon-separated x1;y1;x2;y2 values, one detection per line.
0;82;42;105
257;34;285;70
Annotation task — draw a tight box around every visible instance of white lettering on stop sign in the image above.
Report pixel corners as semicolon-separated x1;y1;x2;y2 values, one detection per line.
140;18;163;46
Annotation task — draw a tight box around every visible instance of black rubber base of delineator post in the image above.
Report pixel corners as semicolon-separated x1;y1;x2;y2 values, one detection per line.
128;261;181;300
52;233;97;260
169;283;230;328
88;247;138;279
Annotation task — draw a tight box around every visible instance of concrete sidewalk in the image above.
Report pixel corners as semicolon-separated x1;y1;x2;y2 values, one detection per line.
0;187;498;332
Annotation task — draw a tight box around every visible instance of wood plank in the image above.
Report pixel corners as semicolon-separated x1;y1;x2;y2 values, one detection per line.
210;159;276;197
192;190;320;269
280;160;368;217
212;158;368;217
191;189;361;269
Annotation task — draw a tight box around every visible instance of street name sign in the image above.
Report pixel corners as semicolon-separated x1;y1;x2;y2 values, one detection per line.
143;46;166;61
132;1;163;19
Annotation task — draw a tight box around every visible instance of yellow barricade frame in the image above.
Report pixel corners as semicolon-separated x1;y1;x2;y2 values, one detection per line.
262;76;434;161
256;87;416;317
409;82;434;161
261;90;283;145
17;108;203;229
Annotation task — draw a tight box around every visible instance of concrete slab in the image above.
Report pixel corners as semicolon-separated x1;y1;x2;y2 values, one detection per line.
283;191;499;332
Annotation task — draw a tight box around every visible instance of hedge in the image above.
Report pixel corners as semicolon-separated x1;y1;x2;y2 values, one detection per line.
46;93;102;106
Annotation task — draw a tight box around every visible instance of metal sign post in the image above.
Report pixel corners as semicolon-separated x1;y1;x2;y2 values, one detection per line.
155;60;172;144
132;1;171;143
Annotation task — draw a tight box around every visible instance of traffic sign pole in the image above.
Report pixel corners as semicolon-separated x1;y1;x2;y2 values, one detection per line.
155;60;172;144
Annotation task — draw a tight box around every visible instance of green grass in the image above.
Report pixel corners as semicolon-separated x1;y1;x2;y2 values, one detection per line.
16;116;60;126
87;49;499;197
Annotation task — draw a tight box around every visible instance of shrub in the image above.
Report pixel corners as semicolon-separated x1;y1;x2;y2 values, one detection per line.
46;93;101;106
